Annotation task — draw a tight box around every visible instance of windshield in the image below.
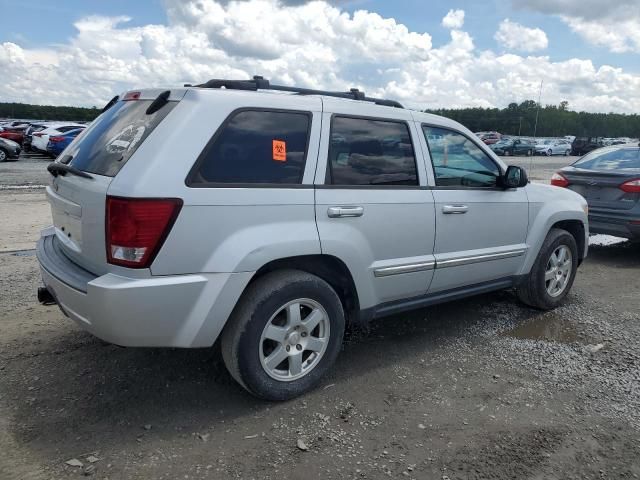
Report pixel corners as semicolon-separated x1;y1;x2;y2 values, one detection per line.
64;99;176;177
573;147;640;171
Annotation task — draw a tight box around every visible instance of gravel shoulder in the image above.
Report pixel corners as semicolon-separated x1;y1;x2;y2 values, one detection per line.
1;154;639;479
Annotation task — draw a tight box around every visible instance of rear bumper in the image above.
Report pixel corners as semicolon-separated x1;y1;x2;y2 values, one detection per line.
589;210;640;240
37;229;252;347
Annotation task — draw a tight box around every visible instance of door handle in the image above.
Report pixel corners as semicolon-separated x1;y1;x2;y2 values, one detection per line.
327;206;364;218
442;204;469;214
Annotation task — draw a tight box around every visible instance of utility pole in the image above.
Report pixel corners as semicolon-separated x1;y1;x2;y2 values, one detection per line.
533;80;543;138
518;117;522;136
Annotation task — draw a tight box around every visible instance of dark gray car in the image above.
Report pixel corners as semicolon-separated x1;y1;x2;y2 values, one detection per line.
553;145;640;240
0;137;21;162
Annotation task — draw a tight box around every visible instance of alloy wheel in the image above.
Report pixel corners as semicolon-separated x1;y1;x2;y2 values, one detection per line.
259;299;330;382
545;245;573;297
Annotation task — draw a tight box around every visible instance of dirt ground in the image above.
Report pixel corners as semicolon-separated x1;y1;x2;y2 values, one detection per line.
1;156;639;479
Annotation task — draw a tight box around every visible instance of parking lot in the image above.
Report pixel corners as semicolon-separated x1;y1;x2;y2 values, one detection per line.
1;153;639;479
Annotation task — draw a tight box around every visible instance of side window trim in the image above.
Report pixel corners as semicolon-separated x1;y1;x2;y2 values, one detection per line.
421;123;504;190
185;107;313;188
325;113;421;189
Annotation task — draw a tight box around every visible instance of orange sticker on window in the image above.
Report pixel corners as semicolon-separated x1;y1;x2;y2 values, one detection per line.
272;140;287;162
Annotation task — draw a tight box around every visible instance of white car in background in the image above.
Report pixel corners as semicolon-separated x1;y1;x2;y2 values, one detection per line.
534;139;572;156
32;124;85;155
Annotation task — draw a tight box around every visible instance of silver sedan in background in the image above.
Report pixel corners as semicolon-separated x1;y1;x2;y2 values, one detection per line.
535;139;572;156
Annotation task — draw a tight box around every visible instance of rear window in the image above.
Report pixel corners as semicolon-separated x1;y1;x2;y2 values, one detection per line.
187;109;311;186
327;116;418;186
573;147;640;171
66;100;176;177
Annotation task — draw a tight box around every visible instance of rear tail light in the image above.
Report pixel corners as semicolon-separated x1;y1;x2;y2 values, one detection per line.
550;172;569;188
106;196;182;268
49;136;64;143
33;132;43;137
620;179;640;193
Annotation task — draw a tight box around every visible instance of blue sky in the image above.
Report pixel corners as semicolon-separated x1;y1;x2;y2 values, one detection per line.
1;0;636;71
1;0;639;111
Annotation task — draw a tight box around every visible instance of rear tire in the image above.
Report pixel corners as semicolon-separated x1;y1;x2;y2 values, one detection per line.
517;228;578;310
564;150;571;156
221;270;345;401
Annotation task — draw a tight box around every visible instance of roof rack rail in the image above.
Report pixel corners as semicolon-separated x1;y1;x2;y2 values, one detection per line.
191;75;404;109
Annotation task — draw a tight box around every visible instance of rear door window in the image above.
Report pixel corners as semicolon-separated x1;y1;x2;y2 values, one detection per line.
187;109;311;186
327;116;418;186
67;100;176;177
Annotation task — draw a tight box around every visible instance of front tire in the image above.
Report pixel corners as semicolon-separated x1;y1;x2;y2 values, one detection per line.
517;228;578;310
0;148;7;162
221;270;345;401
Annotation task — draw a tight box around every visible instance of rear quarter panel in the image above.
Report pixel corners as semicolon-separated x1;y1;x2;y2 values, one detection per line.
107;89;324;276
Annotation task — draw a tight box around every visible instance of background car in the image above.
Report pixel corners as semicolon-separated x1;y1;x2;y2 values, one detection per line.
480;132;502;145
490;138;535;156
0;126;27;144
22;123;49;152
31;124;85;155
552;144;640;240
571;137;604;156
45;127;85;157
0;137;22;162
535;139;572;156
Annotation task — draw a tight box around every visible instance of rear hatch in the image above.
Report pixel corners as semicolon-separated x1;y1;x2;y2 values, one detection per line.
562;146;640;211
46;89;184;275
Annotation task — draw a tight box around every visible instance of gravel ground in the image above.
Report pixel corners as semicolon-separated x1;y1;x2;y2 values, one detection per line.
1;152;639;479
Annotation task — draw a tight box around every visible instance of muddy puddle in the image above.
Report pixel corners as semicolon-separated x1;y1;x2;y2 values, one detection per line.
502;314;591;344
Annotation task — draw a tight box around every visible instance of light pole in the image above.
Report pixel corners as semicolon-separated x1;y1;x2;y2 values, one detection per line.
533;80;543;139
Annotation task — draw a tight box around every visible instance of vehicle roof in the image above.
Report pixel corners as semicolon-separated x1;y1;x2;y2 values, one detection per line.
181;86;471;133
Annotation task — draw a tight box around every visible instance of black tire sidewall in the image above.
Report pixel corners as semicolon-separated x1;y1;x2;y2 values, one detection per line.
233;274;344;401
529;230;579;309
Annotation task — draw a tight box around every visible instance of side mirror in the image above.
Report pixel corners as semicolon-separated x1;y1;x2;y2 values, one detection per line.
502;165;529;188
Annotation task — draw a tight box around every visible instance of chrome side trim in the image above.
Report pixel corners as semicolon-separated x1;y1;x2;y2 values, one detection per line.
374;261;436;277
436;249;527;269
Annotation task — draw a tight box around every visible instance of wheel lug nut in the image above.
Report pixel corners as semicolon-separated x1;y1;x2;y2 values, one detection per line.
296;344;302;351
286;345;290;352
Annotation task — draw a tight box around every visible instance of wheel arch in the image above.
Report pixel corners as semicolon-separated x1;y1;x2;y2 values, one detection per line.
551;219;586;264
247;254;361;325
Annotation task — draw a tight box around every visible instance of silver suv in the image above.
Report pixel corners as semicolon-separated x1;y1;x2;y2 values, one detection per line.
37;77;589;400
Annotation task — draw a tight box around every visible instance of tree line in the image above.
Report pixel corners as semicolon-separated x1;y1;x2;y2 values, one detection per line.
2;99;640;138
0;102;101;122
426;101;640;138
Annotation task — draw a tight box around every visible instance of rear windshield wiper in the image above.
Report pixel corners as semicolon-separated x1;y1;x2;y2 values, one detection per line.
47;162;94;180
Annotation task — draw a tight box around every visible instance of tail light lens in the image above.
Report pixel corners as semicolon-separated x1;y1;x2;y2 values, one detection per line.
49;136;64;142
106;196;182;268
550;172;569;188
620;179;640;193
33;132;43;137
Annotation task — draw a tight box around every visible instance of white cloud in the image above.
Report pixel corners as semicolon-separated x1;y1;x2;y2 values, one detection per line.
0;0;639;114
561;15;640;53
442;9;465;29
511;0;640;53
494;19;548;52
